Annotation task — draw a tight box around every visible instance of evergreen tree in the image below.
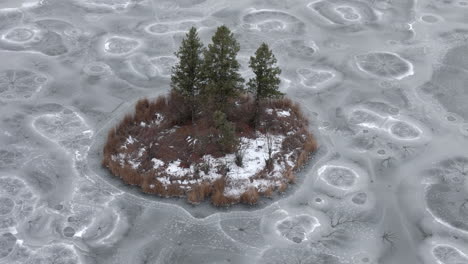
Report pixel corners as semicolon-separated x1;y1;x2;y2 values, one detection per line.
247;43;283;125
213;110;237;153
202;26;244;112
171;27;204;123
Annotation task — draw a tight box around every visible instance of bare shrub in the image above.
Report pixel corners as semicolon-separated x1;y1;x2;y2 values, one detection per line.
240;188;259;205
187;182;211;204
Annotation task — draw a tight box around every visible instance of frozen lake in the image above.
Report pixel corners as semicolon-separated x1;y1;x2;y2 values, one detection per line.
0;0;468;263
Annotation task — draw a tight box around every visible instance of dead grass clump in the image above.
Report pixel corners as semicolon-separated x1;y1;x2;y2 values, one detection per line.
259;186;273;197
285;168;296;183
210;178;238;206
134;98;151;123
187;182;212;204
278;182;288;193
240;188;259;205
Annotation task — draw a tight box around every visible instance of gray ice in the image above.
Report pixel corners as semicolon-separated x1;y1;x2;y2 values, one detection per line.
0;0;467;263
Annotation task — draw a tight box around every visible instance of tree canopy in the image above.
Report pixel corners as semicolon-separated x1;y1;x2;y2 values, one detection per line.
171;27;204;121
201;25;244;112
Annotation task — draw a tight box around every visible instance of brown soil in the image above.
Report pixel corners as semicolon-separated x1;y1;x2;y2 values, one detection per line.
102;92;317;206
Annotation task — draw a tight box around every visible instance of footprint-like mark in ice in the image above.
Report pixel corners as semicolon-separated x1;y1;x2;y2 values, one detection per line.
355;52;414;80
103;36;141;56
64;202;128;247
1;21;70;56
424;157;468;232
32;109;93;160
318;165;359;189
0;232;16;259
74;0;135;11
83;61;112;77
388;121;421;140
297;68;337;89
0;197;15;215
145;20;200;35
307;0;377;26
276;214;320;243
150;56;177;77
1;26;40;44
26;243;79;264
334;6;361;21
242;9;305;35
420;14;441;23
0;146;31;169
273;39;317;59
351;192;367;205
34;31;69;56
128;53;159;79
0;176;36;230
0;69;47;100
347;109;384;128
433;244;468;264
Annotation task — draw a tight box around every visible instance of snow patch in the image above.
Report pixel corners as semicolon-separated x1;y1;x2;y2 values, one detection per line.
151;158;165;169
277;110;291;117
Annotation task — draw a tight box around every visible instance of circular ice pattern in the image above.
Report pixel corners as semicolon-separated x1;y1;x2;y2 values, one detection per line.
83;62;111;76
276;215;319;243
103;36;140;55
0;197;14;215
319;165;359;188
0;233;16;259
433;245;468;264
242;10;305;35
355;52;413;79
3;27;36;43
297;68;335;89
0;69;47;100
351;192;367;205
389;121;421;139
308;0;377;26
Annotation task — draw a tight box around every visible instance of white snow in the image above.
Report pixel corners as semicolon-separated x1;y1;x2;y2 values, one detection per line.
277;110;291;117
126;136;136;144
115;131;294;198
165;159;192;177
128;159;140;169
151;158;165;169
154;113;164;125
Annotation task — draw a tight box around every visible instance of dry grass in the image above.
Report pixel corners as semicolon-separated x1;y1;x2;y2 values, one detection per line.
102;93;317;206
240;188;260;205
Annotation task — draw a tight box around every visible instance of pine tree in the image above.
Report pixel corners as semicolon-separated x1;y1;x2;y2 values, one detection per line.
171;27;204;123
202;26;244;112
247;43;283;125
213;110;237;153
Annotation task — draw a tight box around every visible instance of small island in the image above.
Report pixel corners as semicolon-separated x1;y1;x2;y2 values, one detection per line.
102;26;317;206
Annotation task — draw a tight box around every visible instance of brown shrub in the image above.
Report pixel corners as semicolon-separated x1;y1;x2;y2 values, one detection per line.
240;188;259;205
285;168;296;183
210;177;238;206
134;98;151;123
259;186;274;197
278;182;288;193
187;182;212;204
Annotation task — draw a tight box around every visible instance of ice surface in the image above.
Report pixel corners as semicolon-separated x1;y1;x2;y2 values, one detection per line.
0;0;467;263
